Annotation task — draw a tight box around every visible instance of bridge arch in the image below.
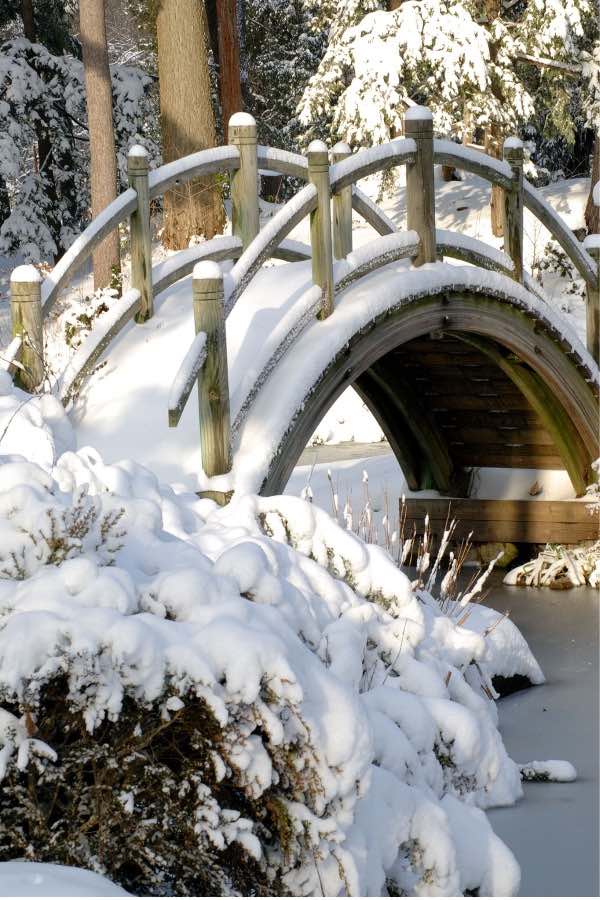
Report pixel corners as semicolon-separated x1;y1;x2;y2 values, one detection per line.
235;270;598;499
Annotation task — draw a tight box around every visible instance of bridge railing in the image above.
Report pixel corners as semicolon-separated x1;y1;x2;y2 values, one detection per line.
7;106;599;498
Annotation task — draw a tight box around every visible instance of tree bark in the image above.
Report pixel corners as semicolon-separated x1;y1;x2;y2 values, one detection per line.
80;0;121;290
585;133;599;235
216;0;243;134
156;0;225;249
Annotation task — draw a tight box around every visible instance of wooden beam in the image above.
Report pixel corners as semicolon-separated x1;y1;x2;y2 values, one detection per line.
454;333;591;495
403;498;598;545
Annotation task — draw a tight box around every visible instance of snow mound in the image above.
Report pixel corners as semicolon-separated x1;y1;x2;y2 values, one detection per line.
0;382;544;895
0;861;129;896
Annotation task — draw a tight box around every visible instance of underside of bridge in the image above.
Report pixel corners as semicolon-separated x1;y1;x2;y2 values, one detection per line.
354;333;576;496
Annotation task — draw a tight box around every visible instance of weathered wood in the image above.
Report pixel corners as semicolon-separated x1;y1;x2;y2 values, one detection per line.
502;139;524;283
193;261;231;476
405;107;436;265
454;333;591;495
331;142;352;259
229;112;259;250
307;140;334;319
168;330;207;427
583;236;599;364
148;146;240;200
433;139;514;190
128;146;153;321
329;140;416;192
403;498;598;545
351;187;397;236
256;146;308;180
10;265;44;391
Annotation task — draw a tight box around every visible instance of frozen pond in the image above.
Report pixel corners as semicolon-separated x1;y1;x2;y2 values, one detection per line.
485;577;599;897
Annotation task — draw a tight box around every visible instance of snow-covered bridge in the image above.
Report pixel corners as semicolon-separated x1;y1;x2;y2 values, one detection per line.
5;109;599;523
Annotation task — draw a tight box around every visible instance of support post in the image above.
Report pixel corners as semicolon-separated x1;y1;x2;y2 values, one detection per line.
10;265;44;391
192;261;232;480
584;233;600;365
229;112;259;250
405;106;436;265
332;142;352;259
307;140;334;318
128;145;153;322
502;138;524;283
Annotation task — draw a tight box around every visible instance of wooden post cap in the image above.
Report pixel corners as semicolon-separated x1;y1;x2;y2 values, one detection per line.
307;140;329;169
404;106;433;135
127;144;149;173
192;261;223;297
332;141;351;160
228;111;257;143
503;137;524;165
10;264;42;297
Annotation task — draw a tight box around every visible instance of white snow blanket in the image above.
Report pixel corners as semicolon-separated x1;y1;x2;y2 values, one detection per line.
0;375;544;896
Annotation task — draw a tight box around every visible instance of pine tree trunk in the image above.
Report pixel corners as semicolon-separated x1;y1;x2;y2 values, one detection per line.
585;134;599;235
216;0;243;132
80;0;121;290
156;0;225;250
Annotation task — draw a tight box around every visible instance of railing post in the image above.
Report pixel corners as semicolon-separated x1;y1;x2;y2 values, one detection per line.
10;265;44;391
192;261;232;481
128;145;153;322
229;112;260;250
307;140;334;318
404;106;436;265
584;232;600;365
502;138;524;283
331;142;352;260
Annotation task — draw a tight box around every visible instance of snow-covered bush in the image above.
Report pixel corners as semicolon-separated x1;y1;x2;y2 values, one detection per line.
0;377;544;896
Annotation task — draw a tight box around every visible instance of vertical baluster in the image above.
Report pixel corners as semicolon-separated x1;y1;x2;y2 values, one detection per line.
405;106;436;265
128;145;153;321
584;228;600;364
332;142;352;260
307;140;334;318
229;112;260;250
193;261;232;481
502;138;524;284
10;265;44;391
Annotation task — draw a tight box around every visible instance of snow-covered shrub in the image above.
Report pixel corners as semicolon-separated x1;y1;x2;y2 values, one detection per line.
0;379;545;896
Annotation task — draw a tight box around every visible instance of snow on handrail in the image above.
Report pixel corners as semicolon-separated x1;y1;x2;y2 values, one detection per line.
352;187;397;236
152;236;243;296
0;335;22;374
168;330;207;427
433;139;514;189
148;145;240;201
523;181;597;287
41;188;138;313
330;139;416;192
436;229;514;274
334;231;420;292
226;182;318;315
256;146;308;180
60;288;141;403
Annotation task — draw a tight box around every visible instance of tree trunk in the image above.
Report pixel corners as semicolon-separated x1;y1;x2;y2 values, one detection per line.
585;133;599;235
21;0;64;261
80;0;121;290
156;0;225;250
216;0;243;133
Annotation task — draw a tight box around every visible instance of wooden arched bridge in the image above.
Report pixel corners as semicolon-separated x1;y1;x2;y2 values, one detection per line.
5;108;600;538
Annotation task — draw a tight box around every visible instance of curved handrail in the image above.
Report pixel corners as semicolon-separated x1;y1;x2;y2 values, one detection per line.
433;139;513;190
226;182;318;314
523;181;596;286
148;145;240;201
329;139;416;192
436;228;514;274
41;188;138;313
152;236;244;296
256;146;308;180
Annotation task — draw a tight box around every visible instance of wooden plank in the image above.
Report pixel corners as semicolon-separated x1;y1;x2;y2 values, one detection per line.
405;108;436;265
402;498;599;544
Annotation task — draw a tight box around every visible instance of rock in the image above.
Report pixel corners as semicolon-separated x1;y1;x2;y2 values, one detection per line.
476;542;519;568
